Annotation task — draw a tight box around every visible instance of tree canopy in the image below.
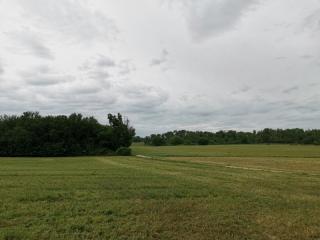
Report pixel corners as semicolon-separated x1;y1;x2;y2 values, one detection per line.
142;129;320;146
0;112;135;156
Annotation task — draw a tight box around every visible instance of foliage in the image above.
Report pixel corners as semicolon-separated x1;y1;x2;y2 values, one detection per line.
107;113;135;150
142;128;320;146
150;134;166;146
169;136;184;145
116;147;132;156
0;112;135;156
198;138;209;145
132;136;144;142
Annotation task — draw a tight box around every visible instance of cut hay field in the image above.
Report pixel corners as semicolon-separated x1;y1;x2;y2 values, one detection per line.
1;145;320;239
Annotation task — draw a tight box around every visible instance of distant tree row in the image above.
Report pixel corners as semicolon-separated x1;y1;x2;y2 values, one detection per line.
0;112;135;156
139;129;320;146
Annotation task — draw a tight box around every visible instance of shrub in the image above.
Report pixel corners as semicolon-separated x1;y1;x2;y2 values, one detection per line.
116;147;132;156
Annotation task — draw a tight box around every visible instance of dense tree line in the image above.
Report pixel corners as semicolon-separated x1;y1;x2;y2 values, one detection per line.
0;112;135;156
141;129;320;146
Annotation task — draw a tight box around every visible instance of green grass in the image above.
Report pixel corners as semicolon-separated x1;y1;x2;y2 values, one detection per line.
132;143;320;158
1;145;320;239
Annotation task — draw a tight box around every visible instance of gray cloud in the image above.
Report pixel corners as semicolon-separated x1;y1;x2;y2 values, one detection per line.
118;60;136;76
20;66;67;86
0;62;3;75
231;85;251;95
8;30;54;60
26;76;67;86
96;57;116;68
282;86;299;94
80;55;132;87
0;51;169;130
303;8;320;32
150;49;168;66
144;96;320;135
120;85;169;111
275;56;287;61
178;0;258;40
300;54;314;59
16;0;117;43
309;82;319;87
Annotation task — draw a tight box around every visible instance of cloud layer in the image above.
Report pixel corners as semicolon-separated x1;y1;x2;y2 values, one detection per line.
0;0;320;135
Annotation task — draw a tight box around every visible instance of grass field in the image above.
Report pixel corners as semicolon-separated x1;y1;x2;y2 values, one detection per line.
132;143;320;158
1;145;320;239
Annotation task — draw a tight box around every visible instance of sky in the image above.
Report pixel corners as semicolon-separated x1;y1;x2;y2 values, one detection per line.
0;0;320;136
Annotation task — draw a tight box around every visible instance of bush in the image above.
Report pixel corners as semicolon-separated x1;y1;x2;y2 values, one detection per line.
198;138;209;145
116;147;132;156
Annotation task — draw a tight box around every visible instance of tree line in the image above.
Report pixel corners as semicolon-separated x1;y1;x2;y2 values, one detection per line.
139;129;320;146
0;112;135;156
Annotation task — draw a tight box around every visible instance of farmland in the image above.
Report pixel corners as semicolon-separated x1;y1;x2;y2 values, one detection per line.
1;144;320;239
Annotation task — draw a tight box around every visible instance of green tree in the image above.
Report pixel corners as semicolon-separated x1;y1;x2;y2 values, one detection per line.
198;138;209;145
169;136;184;145
107;113;135;150
151;135;166;146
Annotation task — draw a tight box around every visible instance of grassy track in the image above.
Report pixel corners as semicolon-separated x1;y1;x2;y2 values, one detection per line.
1;145;320;239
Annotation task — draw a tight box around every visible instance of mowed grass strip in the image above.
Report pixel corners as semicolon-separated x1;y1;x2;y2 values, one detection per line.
0;145;320;239
165;156;320;175
132;144;320;158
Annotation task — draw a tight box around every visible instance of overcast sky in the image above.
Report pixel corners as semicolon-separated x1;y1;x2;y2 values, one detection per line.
0;0;320;136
